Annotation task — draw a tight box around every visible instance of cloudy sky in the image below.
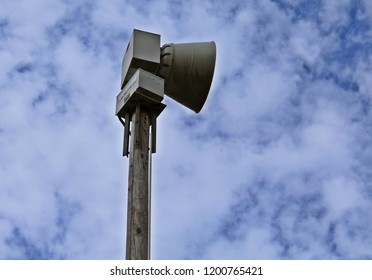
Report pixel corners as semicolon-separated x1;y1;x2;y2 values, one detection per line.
1;0;372;260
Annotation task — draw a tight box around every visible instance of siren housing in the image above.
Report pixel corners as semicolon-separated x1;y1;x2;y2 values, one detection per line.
117;29;216;116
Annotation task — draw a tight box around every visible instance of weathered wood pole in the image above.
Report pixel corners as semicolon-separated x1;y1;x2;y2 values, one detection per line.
126;104;150;260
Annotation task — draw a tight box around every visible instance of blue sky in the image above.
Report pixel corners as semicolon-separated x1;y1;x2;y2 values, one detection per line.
1;0;372;259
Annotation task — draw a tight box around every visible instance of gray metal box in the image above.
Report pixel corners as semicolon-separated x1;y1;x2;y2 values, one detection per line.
121;29;160;89
116;69;164;117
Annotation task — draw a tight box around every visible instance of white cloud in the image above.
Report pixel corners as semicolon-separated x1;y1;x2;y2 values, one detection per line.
319;0;352;31
204;228;282;259
323;176;365;218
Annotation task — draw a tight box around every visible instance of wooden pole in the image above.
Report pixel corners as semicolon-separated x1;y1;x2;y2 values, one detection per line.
126;104;150;260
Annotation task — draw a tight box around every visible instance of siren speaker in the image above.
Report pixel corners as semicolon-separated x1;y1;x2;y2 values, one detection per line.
157;41;216;113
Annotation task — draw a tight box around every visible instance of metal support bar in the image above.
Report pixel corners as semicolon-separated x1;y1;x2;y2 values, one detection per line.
151;111;157;154
123;112;130;157
118;115;131;157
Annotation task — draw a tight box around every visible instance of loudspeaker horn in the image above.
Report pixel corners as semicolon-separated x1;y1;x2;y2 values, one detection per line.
157;41;216;113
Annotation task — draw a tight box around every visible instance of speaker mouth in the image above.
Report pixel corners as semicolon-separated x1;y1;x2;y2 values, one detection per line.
157;41;216;113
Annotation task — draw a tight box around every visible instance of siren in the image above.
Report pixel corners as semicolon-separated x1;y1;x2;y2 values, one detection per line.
116;29;216;156
157;42;216;113
118;29;216;115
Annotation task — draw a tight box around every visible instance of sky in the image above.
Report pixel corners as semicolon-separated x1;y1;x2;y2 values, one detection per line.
1;0;372;260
